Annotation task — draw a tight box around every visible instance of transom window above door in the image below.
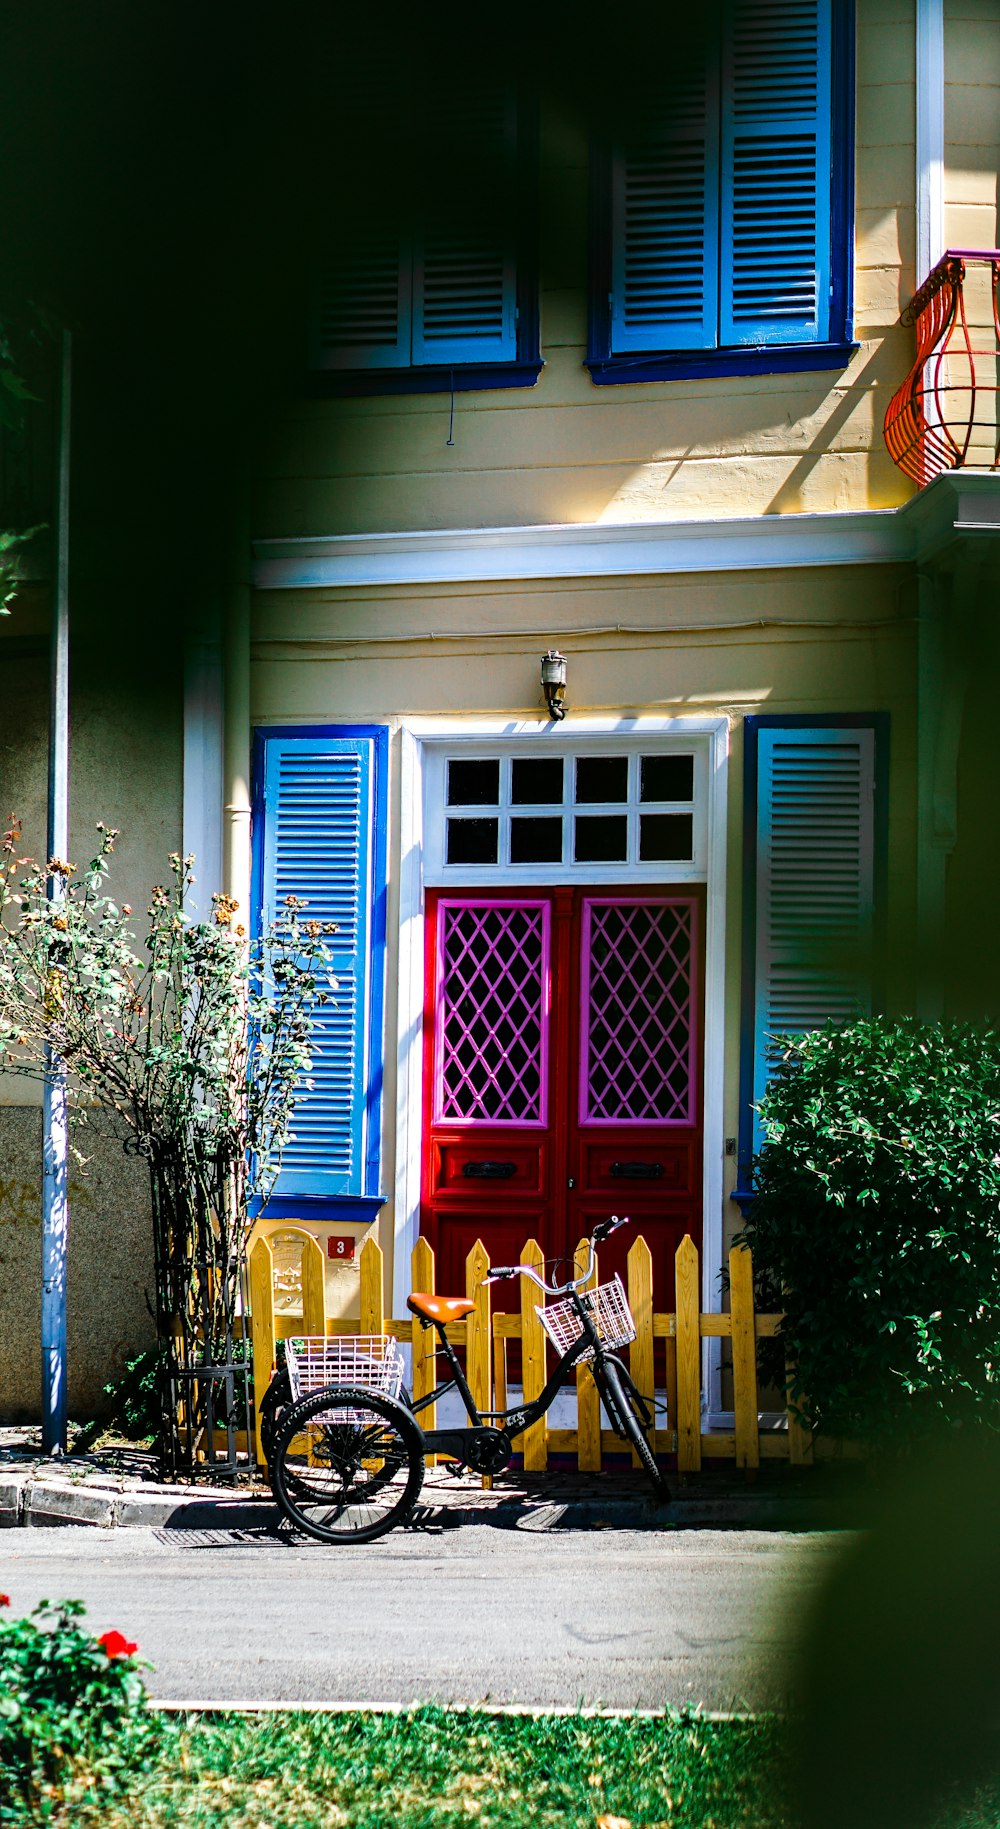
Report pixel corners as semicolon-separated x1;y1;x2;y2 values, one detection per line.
422;739;708;884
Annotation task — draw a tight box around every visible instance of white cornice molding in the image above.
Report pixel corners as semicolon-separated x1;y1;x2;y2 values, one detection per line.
254;508;910;590
253;476;1000;593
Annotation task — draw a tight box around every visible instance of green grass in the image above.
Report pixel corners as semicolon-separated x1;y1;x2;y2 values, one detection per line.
9;1706;791;1829
931;1783;1000;1829
10;1707;1000;1828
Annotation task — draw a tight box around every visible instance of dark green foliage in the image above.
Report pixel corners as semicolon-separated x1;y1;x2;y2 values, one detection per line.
0;1598;153;1824
0;313;47;613
794;1431;1000;1829
75;1348;164;1449
740;1018;1000;1444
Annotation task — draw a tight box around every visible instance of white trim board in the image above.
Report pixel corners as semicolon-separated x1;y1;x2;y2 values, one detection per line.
391;714;729;1375
916;0;945;284
254;509;910;590
253;478;1000;593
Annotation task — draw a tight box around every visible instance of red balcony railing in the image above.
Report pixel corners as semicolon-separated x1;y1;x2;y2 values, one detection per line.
884;249;1000;486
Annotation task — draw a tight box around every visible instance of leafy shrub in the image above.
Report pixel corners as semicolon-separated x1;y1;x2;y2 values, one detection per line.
75;1348;164;1450
740;1018;1000;1445
0;1595;153;1823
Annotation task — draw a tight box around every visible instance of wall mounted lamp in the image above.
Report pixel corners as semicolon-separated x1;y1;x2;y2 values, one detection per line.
541;649;567;721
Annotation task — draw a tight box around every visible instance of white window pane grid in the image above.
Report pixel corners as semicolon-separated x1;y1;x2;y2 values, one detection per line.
438;748;702;880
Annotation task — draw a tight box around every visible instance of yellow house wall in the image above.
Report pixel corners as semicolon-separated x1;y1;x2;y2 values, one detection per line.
252;562;917;1301
253;1;924;544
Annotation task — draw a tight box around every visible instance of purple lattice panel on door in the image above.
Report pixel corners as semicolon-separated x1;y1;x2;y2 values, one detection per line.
580;898;697;1126
435;900;550;1126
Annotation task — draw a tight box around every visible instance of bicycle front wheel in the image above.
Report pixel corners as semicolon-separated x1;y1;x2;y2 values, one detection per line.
258;1368;292;1467
596;1357;671;1501
270;1386;425;1544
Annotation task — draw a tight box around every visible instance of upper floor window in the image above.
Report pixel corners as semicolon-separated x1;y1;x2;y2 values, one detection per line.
309;86;540;396
588;0;856;384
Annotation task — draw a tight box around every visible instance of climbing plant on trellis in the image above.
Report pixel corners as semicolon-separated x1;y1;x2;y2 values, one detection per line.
0;821;335;1477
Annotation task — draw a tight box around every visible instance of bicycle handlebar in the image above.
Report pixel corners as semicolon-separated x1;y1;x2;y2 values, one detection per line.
483;1214;630;1295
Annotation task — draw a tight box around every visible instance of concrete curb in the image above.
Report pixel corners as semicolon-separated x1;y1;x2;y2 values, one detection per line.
0;1473;274;1532
0;1471;849;1533
149;1700;758;1719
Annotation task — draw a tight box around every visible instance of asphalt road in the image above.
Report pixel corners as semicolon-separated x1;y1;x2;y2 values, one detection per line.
1;1524;843;1710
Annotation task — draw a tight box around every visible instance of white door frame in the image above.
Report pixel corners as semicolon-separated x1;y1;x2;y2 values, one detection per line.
392;715;729;1397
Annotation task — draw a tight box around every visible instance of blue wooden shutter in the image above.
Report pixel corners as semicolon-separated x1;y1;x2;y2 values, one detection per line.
261;736;374;1197
610;39;720;354
752;728;875;1141
411;88;519;366
312;230;412;370
719;0;832;346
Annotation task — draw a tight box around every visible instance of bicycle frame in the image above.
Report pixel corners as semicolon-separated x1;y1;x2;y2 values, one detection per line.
408;1284;623;1463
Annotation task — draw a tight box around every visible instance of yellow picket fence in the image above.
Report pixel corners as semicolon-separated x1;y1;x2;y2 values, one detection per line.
248;1227;815;1475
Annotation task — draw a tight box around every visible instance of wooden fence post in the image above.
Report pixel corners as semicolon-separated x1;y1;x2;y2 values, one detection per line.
359;1236;385;1337
466;1239;492;1488
575;1237;601;1472
729;1244;760;1472
410;1237;437;1446
627;1235;655;1471
665;1323;679;1451
493;1331;508;1415
520;1238;548;1472
249;1236;275;1467
301;1233;327;1339
675;1234;702;1472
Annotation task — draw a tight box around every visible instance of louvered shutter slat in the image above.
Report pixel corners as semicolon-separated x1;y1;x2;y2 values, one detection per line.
752;729;876;1143
261;739;373;1197
313;233;412;370
720;0;832;345
610;48;720;354
412;90;518;365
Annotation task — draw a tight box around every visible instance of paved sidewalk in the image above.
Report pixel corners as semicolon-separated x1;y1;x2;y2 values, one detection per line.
1;1425;864;1533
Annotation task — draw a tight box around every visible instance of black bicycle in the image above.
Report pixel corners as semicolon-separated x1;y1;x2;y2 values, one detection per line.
265;1213;669;1544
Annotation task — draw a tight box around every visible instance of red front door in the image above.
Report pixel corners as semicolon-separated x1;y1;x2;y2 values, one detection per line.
421;887;703;1308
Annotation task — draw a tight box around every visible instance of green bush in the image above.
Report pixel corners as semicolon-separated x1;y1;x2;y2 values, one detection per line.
739;1018;1000;1445
0;1596;154;1823
75;1348;164;1450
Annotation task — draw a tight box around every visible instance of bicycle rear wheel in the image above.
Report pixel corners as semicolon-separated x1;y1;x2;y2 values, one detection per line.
270;1385;425;1544
596;1357;671;1501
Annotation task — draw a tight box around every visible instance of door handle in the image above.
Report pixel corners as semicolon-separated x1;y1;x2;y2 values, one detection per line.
462;1160;517;1180
610;1161;664;1180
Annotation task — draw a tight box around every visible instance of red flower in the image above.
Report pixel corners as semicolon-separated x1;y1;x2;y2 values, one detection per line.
97;1629;138;1660
0;1594;9;1607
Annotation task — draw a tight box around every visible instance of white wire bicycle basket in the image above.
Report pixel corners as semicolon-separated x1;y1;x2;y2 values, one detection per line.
537;1274;637;1363
284;1336;406;1419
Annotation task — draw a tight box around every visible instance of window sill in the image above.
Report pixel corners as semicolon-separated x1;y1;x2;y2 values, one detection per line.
306;359;544;398
586;342;859;386
249;1194;386;1223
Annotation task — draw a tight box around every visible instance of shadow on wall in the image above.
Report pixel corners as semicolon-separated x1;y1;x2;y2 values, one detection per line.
765;338;914;515
0;1108;155;1423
